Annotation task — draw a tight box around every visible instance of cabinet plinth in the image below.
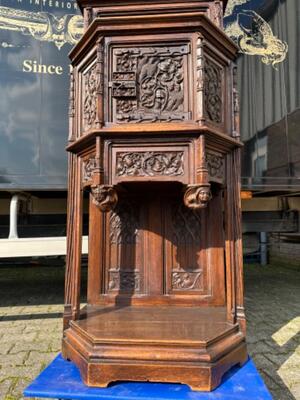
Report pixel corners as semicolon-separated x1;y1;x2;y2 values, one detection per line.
63;0;247;391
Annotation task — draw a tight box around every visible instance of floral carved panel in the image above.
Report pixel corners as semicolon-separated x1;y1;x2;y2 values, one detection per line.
110;44;191;123
116;151;184;177
83;63;98;129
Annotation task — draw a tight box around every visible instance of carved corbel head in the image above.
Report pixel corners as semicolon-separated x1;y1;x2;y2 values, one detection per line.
91;184;118;212
184;184;212;210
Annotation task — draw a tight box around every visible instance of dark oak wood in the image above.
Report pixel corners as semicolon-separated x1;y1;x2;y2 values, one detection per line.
63;0;247;391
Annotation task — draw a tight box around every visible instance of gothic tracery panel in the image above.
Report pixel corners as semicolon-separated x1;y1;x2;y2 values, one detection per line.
204;57;223;124
107;201;143;293
165;203;206;293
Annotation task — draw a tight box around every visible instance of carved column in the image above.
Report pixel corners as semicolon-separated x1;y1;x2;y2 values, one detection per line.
63;153;83;330
68;69;75;142
196;34;205;125
95;38;104;129
231;63;246;334
184;135;211;209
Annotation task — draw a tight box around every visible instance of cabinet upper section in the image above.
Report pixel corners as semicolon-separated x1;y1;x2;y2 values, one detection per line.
68;2;238;144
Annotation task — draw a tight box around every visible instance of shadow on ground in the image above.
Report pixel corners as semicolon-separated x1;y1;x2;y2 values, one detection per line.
245;263;300;400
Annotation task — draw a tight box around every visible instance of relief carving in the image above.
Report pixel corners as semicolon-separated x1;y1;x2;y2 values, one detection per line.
91;184;118;212
172;270;202;290
82;157;97;182
108;268;140;291
206;153;224;181
210;1;223;28
184;184;212;210
116;151;184;177
83;64;98;129
110;202;139;244
171;203;203;291
108;201;141;292
111;45;190;123
172;203;201;244
204;58;223;124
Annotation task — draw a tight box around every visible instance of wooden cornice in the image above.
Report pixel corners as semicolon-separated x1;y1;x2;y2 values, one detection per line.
69;13;237;64
77;0;229;14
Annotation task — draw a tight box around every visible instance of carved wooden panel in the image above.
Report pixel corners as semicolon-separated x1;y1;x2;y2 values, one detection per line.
116;151;184;177
206;151;225;184
82;62;98;130
112;145;189;184
204;57;223;125
109;43;192;123
164;202;207;294
105;200;143;294
82;155;97;184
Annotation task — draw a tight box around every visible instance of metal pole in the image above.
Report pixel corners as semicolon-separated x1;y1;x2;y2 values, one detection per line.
260;232;268;266
8;194;20;239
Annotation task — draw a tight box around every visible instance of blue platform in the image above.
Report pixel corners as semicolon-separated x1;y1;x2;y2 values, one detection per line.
24;354;272;400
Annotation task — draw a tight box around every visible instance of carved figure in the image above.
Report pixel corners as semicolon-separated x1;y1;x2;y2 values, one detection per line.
184;184;212;209
91;184;118;211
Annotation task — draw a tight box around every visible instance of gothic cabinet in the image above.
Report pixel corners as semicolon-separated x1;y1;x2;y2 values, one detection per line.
63;0;247;391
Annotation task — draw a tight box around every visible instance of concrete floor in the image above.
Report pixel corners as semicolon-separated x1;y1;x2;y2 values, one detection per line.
0;262;299;400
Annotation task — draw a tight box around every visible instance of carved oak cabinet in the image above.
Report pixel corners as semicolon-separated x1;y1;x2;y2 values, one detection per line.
62;0;247;391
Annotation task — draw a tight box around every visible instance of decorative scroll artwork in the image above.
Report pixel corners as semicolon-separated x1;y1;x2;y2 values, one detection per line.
224;1;288;67
204;58;223;124
0;6;83;50
116;151;184;177
111;45;190;123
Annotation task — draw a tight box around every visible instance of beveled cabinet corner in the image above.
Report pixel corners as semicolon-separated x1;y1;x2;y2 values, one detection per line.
63;0;247;391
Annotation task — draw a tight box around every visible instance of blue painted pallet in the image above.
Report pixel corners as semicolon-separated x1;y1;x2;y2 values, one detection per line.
24;354;272;400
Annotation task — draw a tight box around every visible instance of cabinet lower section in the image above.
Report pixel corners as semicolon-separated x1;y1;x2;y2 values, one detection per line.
62;305;247;391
